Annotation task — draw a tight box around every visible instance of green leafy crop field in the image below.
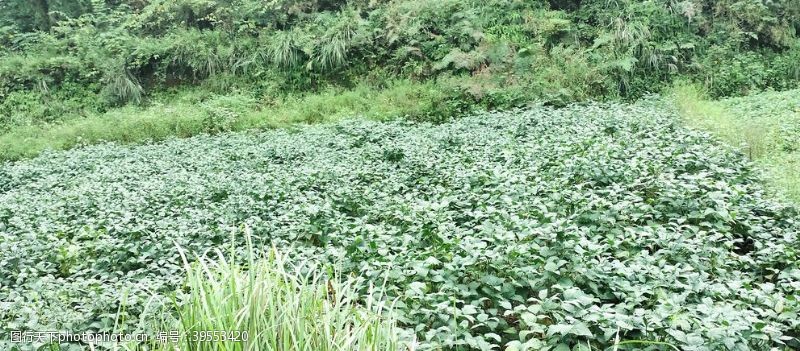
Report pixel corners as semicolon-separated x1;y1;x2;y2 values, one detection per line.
1;102;798;350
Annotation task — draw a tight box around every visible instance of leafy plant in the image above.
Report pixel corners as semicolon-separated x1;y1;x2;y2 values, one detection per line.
157;238;405;351
673;82;800;201
1;102;798;350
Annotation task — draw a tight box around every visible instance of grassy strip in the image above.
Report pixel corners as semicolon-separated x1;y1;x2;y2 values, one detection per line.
671;83;800;202
0;79;472;161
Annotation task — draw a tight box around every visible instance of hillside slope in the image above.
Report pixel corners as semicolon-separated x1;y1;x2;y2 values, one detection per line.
1;0;798;158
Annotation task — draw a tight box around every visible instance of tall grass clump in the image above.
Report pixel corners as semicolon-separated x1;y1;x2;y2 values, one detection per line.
159;243;405;351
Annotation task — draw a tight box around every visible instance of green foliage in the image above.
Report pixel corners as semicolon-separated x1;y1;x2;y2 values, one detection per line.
1;4;799;351
1;103;798;350
155;244;405;351
673;83;800;201
1;0;798;135
701;44;800;97
101;63;144;105
0;79;486;160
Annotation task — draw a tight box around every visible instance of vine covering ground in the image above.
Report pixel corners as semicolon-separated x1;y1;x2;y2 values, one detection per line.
1;102;799;350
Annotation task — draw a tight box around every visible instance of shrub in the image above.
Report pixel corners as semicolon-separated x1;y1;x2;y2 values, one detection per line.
1;0;797;128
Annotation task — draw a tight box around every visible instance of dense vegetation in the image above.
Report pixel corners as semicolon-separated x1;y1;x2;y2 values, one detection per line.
0;0;799;158
2;102;799;350
162;245;404;351
674;86;800;202
2;1;800;350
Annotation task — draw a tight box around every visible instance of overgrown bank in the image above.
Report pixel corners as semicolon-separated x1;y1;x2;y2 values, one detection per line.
673;85;800;202
1;0;799;158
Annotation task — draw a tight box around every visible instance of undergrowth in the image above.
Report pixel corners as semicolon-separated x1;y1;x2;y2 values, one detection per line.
671;83;800;202
1;0;798;159
0;78;486;161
